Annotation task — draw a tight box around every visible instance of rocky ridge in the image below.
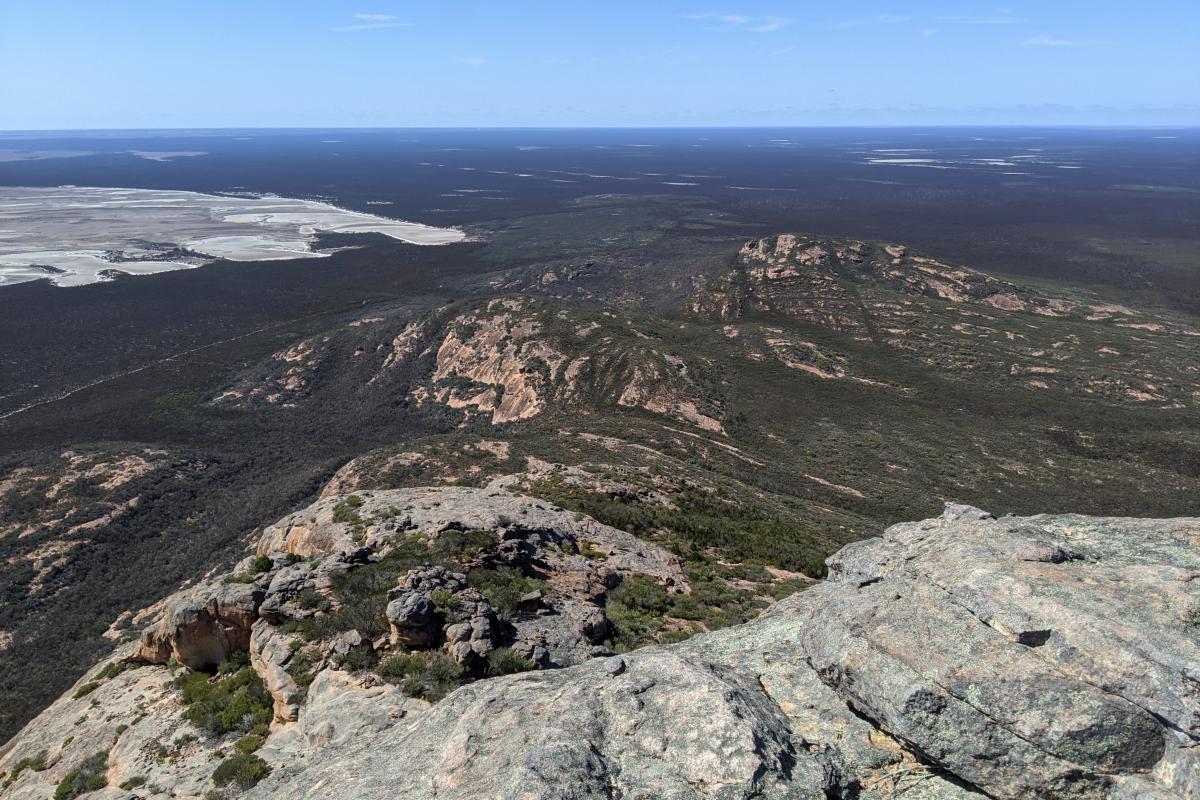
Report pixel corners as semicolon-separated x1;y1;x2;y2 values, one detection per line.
694;234;1200;406
212;296;728;432
2;501;1197;799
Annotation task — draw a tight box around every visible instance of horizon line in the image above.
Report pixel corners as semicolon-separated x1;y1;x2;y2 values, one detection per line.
4;123;1200;134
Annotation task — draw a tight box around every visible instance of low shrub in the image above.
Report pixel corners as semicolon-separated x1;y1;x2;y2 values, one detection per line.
485;648;536;676
285;648;321;689
467;567;547;615
174;663;272;737
211;753;271;789
72;681;101;699
234;733;264;754
335;644;379;672
216;649;249;675
377;651;464;701
95;660;131;681
53;752;107;800
2;750;47;788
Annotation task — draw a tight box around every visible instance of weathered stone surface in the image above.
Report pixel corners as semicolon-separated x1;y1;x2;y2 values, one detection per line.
245;505;1197;800
386;590;438;647
5;504;1196;800
250;619;303;723
0;647;225;800
262;668;420;758
258;560;319;624
805;504;1200;799
440;588;500;665
134;579;262;670
257;648;840;800
510;596;612;666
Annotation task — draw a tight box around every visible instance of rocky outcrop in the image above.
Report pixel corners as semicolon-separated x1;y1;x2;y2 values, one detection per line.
250;620;304;722
4;504;1196;800
134;579;262;670
386;566;504;665
245;504;1198;800
411;298;728;431
693;234;1200;406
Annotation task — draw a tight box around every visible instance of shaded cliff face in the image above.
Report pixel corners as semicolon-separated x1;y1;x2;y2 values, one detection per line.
2;503;1197;800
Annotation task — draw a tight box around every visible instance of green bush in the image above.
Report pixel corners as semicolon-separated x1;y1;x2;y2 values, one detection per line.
430;589;460;620
72;681;101;699
217;649;249;675
332;501;362;525
434;528;496;559
377;651;464;701
3;750;47;788
211;753;271;789
234;733;264;754
174;664;272;737
95;660;131;681
467;567;546;614
579;541;605;559
335;644;379;672
612;574;669;614
377;652;418;679
485;648;536;676
250;555;274;575
53;752;107;800
293;588;327;611
285;648;321;688
526;477;833;577
119;776;147;790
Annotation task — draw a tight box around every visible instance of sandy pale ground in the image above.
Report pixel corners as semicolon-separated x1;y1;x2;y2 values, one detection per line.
0;186;467;287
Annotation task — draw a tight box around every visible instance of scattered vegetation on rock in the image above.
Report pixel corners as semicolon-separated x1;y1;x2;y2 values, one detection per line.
211;752;271;789
2;750;47;788
52;751;107;800
174;656;272;737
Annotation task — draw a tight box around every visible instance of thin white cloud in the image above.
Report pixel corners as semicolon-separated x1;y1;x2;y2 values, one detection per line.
454;56;487;66
1021;34;1096;47
334;13;410;32
749;15;791;33
938;15;1025;25
828;14;909;30
685;13;792;33
921;28;939;38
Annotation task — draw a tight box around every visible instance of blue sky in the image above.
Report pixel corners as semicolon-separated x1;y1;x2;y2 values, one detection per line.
1;1;1196;129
